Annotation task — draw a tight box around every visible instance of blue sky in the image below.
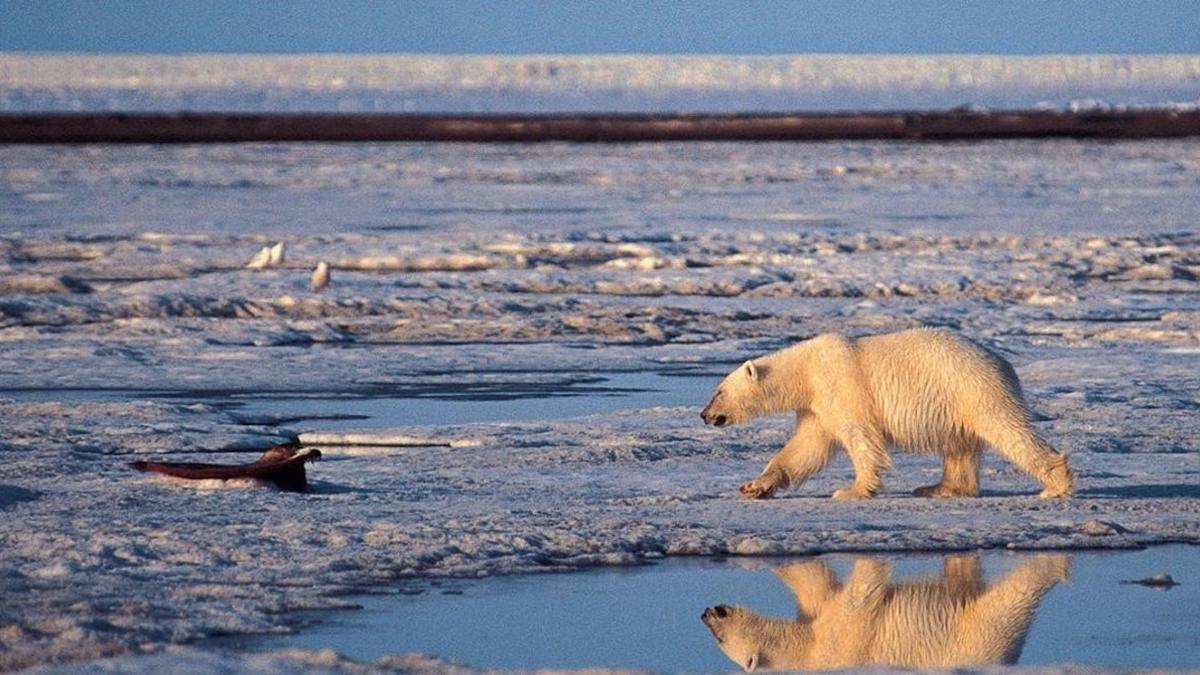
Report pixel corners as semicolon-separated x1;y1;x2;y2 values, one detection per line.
1;0;1198;54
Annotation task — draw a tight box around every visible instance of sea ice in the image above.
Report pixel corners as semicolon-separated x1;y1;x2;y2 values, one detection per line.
1;140;1199;671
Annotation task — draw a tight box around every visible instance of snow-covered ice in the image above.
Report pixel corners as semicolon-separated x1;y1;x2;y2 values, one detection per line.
2;139;1200;671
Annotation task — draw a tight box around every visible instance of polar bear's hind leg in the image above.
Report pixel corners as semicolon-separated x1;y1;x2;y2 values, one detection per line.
974;411;1073;498
914;439;981;498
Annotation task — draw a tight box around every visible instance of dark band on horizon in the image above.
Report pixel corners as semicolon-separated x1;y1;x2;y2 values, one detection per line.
2;110;1199;143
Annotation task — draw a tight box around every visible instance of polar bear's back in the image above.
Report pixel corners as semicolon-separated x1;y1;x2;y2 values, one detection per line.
854;328;1027;454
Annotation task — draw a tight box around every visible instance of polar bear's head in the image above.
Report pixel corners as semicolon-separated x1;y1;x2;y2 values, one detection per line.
701;360;764;427
702;604;762;671
702;603;803;672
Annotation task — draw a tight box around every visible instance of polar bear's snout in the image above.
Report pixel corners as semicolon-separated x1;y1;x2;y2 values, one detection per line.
701;390;731;427
700;403;724;425
703;604;733;623
702;604;733;636
700;407;728;427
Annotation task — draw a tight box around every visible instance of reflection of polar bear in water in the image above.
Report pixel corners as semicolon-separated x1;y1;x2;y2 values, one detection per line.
700;328;1073;500
702;554;1069;672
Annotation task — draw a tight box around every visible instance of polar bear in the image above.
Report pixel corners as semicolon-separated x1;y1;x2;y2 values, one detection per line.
700;328;1073;499
702;553;1070;671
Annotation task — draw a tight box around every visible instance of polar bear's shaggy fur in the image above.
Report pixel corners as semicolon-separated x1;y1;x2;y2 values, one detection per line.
702;554;1069;671
700;328;1073;499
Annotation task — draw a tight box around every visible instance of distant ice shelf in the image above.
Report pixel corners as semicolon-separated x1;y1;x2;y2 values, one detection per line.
2;53;1199;113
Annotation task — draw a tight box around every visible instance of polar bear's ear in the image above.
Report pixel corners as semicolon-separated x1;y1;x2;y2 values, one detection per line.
744;653;760;672
743;360;758;381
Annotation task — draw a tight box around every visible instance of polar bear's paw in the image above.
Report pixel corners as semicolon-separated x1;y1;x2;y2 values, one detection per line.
738;478;777;499
913;483;976;498
1038;484;1071;499
1029;553;1071;582
1038;455;1075;499
832;486;873;501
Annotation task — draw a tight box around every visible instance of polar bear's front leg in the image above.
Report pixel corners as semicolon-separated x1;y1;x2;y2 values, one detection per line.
837;558;891;610
807;364;890;500
773;560;839;618
740;413;833;499
829;422;890;500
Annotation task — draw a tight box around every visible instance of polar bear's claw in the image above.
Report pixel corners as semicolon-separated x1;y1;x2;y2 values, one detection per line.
739;480;776;499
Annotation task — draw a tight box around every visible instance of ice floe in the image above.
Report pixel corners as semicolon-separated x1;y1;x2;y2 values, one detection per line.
1;140;1199;671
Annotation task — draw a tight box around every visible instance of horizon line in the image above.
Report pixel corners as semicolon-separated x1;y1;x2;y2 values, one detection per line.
5;51;1200;58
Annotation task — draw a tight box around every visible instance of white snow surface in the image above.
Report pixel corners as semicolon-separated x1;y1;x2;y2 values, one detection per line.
2;140;1200;672
2;53;1200;112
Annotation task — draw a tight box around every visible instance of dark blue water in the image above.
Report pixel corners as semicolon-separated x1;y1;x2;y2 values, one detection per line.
218;546;1200;672
227;370;717;430
0;370;720;430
